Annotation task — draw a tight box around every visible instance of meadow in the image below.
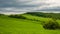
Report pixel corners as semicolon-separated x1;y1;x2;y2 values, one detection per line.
0;12;60;34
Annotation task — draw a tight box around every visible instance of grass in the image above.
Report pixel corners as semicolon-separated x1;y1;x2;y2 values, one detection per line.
0;14;60;34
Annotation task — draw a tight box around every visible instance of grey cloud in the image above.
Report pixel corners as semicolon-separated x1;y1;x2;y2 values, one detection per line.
36;7;60;11
0;0;38;8
0;0;48;12
0;0;60;14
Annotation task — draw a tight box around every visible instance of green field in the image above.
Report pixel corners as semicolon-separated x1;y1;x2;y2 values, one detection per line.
0;13;60;34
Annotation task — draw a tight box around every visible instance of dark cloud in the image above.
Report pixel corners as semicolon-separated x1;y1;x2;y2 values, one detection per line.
0;0;60;14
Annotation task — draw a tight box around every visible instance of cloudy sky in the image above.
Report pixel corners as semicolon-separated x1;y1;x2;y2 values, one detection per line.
0;0;60;14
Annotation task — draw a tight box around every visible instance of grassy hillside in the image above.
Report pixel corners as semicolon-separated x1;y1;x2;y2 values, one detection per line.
0;13;60;34
26;12;60;19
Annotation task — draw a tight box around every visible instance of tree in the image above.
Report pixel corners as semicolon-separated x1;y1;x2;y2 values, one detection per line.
43;19;60;29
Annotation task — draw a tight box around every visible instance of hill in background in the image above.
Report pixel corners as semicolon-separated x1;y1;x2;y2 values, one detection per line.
0;12;60;34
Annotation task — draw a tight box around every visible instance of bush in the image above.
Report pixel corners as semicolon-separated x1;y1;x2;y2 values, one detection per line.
0;14;4;16
9;15;19;18
43;19;60;30
9;15;26;19
19;15;26;19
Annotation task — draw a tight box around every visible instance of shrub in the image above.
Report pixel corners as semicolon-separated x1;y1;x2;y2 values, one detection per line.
9;15;19;18
0;14;4;16
9;15;26;19
19;15;26;19
43;19;60;30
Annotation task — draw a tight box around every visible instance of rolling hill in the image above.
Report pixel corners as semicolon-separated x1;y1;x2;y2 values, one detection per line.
0;12;60;34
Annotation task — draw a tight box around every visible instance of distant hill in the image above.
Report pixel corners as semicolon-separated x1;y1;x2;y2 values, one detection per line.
26;12;60;19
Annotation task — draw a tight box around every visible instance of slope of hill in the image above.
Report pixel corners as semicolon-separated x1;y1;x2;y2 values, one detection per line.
26;12;60;19
0;13;60;34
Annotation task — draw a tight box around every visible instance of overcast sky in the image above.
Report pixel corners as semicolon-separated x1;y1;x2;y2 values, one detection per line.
0;0;60;14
